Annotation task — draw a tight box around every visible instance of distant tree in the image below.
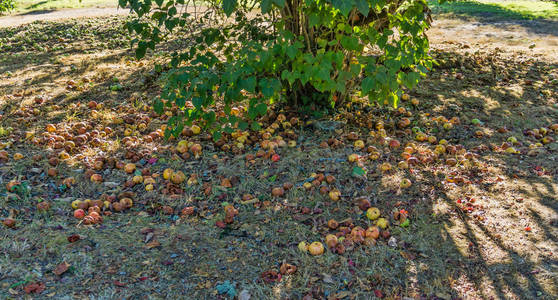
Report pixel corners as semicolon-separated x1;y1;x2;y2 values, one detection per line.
0;0;15;13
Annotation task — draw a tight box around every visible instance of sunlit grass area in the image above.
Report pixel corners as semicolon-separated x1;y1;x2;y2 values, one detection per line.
11;0;117;13
430;0;558;20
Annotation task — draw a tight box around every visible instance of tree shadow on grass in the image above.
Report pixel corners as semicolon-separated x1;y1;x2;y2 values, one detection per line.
430;0;558;36
401;46;558;298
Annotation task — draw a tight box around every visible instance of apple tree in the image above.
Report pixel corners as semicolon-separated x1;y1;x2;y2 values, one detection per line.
119;0;434;139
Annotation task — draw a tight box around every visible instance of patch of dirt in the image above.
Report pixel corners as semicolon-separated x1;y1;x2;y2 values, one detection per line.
429;16;558;63
0;7;129;28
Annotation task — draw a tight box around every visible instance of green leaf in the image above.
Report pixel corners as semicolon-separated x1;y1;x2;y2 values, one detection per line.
400;218;410;227
261;0;272;13
192;97;203;109
255;103;267;115
361;77;374;94
286;45;298;60
352;166;366;177
340;36;360;51
251;122;261;131
222;0;237;16
331;0;354;17
260;78;281;98
213;131;222;142
238;121;249;130
153;98;164;114
309;13;320;27
355;0;369;15
136;41;147;59
239;76;256;93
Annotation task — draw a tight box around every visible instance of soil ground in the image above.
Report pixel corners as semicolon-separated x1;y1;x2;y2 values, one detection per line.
0;7;128;28
0;5;557;300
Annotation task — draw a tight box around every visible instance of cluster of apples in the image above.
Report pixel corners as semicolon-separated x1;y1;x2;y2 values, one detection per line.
298;203;394;256
523;123;557;153
346;126;477;174
269;173;339;200
33;121;114;158
486;123;557;155
162;168;198;186
71;193;134;224
174;139;203;159
301;173;338;197
211;111;300;156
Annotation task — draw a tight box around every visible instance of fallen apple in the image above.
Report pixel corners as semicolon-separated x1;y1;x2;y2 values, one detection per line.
348;153;359;163
379;163;392;173
327;219;339;230
388;139;401;149
308;241;325;256
132;175;144;184
366;207;380;220
90;174;103;183
74;209;85;219
176;141;189;153
163;168;173;180
171;171;186;184
181;206;195;216
357;198;371;211
329;189;341;201
366;226;380;239
298;241;309;253
376;218;388;229
71;200;82;209
124;163;136;174
325;234;338;248
191;125;201;135
354;140;365;150
37;201;51;211
400;178;412;189
2;218;15;228
272;187;285;197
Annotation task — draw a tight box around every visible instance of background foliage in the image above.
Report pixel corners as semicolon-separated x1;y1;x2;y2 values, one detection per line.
0;0;15;13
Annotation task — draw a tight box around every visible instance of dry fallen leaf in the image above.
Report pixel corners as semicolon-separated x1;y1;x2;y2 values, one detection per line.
67;234;80;243
23;282;46;294
145;240;161;249
400;251;416;260
53;261;70;276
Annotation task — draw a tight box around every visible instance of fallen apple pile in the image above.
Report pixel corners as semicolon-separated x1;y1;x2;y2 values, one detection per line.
2;83;557;266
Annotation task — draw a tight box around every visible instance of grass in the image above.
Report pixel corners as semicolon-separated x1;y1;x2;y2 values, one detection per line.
0;11;558;300
430;0;558;20
6;0;117;14
5;0;558;19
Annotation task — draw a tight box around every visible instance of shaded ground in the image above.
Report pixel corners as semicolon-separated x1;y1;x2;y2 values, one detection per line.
0;8;557;300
